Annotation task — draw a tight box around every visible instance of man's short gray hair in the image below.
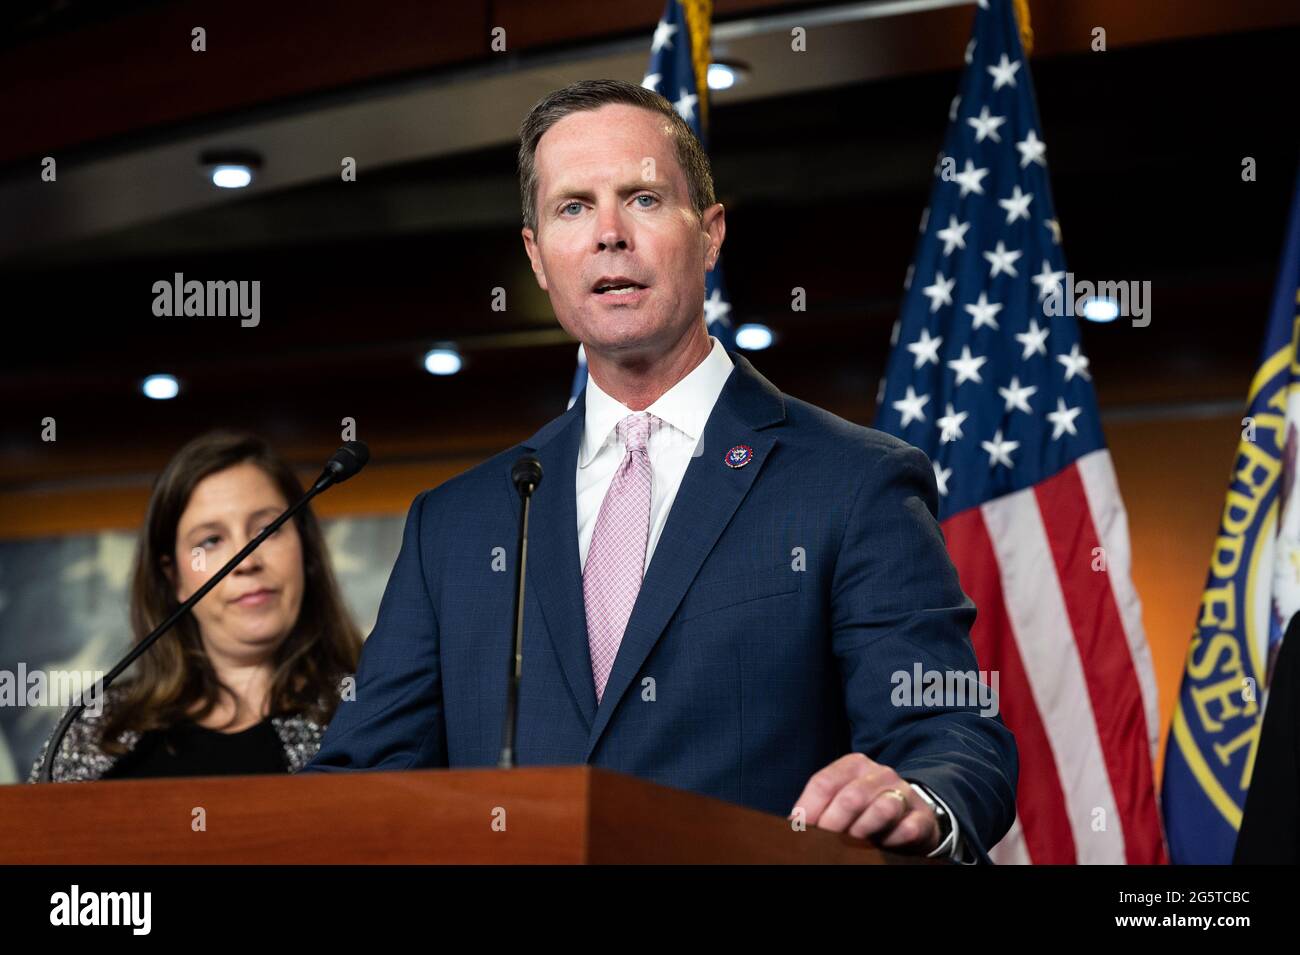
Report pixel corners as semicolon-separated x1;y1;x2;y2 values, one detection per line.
517;78;717;234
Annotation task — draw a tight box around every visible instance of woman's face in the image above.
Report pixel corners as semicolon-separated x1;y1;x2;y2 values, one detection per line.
170;462;305;660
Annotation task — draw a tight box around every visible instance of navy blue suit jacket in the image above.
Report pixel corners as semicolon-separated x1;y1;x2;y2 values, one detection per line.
304;352;1018;861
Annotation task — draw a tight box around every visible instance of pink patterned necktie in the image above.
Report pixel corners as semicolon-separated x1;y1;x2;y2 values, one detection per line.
584;412;659;703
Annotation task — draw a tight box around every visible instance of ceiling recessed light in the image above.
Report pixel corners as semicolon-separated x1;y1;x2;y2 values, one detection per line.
200;149;262;189
707;60;750;91
142;374;180;400
735;323;774;350
423;347;462;376
211;165;253;188
1081;297;1120;323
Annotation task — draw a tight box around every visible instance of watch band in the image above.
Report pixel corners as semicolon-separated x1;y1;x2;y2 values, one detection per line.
908;781;953;842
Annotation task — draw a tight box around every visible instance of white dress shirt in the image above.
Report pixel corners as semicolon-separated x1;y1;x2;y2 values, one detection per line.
577;335;734;575
574;334;970;862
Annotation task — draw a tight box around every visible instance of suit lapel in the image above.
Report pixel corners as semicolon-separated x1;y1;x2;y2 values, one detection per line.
583;352;786;759
510;391;598;730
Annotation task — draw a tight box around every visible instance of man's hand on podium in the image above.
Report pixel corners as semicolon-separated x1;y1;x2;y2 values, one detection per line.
788;753;941;855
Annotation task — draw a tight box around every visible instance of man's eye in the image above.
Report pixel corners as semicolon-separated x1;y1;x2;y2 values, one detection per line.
634;194;657;207
561;201;582;216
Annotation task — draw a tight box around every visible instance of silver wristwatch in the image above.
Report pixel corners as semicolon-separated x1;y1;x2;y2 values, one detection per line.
908;782;952;844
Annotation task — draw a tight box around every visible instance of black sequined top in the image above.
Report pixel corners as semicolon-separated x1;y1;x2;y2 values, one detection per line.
28;684;337;783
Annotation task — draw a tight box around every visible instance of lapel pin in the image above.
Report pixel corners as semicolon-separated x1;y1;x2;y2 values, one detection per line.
724;445;754;469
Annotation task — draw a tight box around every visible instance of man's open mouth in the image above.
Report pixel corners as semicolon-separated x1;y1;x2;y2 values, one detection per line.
592;277;648;295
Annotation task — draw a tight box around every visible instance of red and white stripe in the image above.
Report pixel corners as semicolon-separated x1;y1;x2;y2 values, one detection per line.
943;449;1167;864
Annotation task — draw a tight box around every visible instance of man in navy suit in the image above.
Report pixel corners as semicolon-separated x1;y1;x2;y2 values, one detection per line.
305;79;1017;863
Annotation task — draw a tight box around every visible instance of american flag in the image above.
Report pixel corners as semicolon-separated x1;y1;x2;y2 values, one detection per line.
875;0;1167;863
569;0;736;404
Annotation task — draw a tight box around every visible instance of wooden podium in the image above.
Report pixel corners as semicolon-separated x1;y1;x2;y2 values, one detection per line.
0;766;932;864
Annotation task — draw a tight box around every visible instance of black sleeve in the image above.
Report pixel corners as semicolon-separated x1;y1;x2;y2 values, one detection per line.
1233;615;1300;864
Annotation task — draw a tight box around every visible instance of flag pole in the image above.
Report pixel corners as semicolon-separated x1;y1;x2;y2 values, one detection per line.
1012;0;1034;55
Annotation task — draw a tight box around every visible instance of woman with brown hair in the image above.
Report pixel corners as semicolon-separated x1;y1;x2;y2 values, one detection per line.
29;430;362;781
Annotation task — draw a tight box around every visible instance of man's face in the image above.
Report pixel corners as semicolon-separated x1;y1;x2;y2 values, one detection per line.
521;103;724;362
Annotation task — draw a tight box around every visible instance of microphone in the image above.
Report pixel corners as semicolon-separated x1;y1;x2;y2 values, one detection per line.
314;440;369;491
499;455;542;768
36;441;371;783
510;456;542;496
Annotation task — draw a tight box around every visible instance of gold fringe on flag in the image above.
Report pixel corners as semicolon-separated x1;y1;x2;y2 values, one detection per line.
1012;0;1034;56
681;0;713;131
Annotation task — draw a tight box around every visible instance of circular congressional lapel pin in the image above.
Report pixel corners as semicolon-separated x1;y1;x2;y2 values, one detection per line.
724;444;754;469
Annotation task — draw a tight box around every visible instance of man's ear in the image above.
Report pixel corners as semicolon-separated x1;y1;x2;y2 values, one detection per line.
702;203;726;271
521;227;549;291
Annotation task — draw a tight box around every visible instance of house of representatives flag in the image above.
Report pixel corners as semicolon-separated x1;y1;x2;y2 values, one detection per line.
1162;166;1300;864
568;0;736;404
875;0;1166;863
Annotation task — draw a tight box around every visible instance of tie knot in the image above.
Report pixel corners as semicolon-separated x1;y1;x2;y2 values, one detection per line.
618;412;657;453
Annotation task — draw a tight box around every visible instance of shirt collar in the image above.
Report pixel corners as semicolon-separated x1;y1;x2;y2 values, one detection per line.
578;336;735;468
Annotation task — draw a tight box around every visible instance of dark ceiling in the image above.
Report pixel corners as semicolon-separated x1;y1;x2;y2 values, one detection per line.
0;0;171;51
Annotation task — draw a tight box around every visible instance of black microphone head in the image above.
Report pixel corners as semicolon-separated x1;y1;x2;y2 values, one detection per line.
323;440;370;485
511;455;543;496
